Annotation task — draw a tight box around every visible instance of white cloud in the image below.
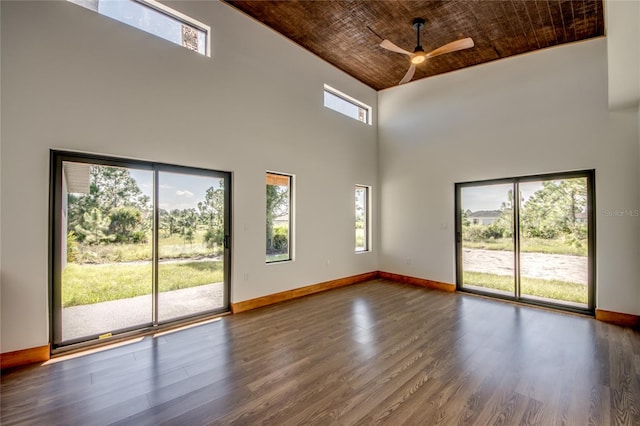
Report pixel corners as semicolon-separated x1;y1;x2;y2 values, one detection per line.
176;190;194;198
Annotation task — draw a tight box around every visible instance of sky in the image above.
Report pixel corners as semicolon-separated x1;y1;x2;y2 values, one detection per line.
129;169;222;211
324;90;367;122
96;0;206;55
461;182;542;212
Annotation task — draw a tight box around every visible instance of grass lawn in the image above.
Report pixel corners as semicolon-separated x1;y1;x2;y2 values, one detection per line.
62;260;224;307
72;230;222;264
267;253;290;262
463;271;587;304
463;237;587;257
356;228;365;249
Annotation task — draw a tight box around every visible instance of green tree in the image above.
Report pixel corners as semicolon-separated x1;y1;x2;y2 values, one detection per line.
176;208;198;245
68;165;151;242
492;189;513;238
109;206;146;243
462;209;471;227
66;231;79;262
520;179;587;239
198;180;225;248
89;166;151;212
74;208;112;245
355;192;365;230
266;184;289;253
159;209;182;237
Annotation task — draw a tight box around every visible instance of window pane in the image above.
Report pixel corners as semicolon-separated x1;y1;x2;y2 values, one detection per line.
157;172;226;322
60;162;154;342
356;186;369;252
519;178;589;308
68;0;208;55
53;153;231;349
323;85;370;124
266;173;291;262
456;171;594;315
459;184;515;297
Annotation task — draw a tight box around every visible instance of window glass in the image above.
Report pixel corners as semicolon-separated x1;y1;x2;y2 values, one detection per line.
68;0;209;56
324;85;371;124
355;185;369;252
266;173;292;262
51;152;230;349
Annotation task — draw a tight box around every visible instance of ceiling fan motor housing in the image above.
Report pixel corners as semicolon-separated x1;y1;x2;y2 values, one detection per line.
411;18;426;63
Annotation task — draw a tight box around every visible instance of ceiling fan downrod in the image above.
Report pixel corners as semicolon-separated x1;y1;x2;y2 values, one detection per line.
411;18;426;64
413;18;425;53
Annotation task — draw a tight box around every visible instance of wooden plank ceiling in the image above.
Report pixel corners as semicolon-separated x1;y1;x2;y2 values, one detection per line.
224;1;604;91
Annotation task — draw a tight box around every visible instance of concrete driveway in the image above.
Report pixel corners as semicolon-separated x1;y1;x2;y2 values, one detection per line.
462;248;588;285
61;282;224;342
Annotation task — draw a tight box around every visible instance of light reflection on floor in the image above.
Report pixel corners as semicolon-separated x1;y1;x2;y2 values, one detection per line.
352;298;377;358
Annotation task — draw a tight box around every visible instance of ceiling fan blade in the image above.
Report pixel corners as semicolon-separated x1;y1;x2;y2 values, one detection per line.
426;37;474;59
399;64;416;85
380;39;412;56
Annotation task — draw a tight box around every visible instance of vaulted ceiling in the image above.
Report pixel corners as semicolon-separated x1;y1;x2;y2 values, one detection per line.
225;1;605;91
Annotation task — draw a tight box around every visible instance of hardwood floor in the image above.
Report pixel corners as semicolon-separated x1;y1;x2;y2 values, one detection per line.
2;279;640;425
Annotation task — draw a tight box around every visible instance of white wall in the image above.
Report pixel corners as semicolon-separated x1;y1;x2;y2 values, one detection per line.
606;0;640;110
3;1;638;355
0;0;378;353
378;38;640;315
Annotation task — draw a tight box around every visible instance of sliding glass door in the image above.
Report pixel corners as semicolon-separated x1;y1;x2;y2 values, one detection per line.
456;171;594;314
458;183;515;297
57;162;155;342
51;152;230;349
157;170;227;322
518;178;590;308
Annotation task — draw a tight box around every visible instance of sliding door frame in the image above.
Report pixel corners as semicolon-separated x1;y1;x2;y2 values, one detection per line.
455;170;596;315
49;151;232;352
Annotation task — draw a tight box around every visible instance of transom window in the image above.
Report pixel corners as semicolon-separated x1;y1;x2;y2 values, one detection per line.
324;84;372;125
68;0;210;56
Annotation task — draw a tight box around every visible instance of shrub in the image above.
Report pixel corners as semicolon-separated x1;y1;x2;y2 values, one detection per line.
203;227;223;249
522;224;557;239
67;231;79;263
130;230;148;244
273;234;288;251
482;224;504;240
272;226;289;251
463;225;482;242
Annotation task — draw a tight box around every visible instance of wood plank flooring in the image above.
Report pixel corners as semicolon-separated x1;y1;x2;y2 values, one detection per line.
2;279;640;425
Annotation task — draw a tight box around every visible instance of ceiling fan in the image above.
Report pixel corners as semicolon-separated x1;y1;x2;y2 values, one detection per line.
380;18;474;85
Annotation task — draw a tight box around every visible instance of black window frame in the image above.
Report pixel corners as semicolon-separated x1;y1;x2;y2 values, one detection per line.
454;169;596;315
49;150;232;352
